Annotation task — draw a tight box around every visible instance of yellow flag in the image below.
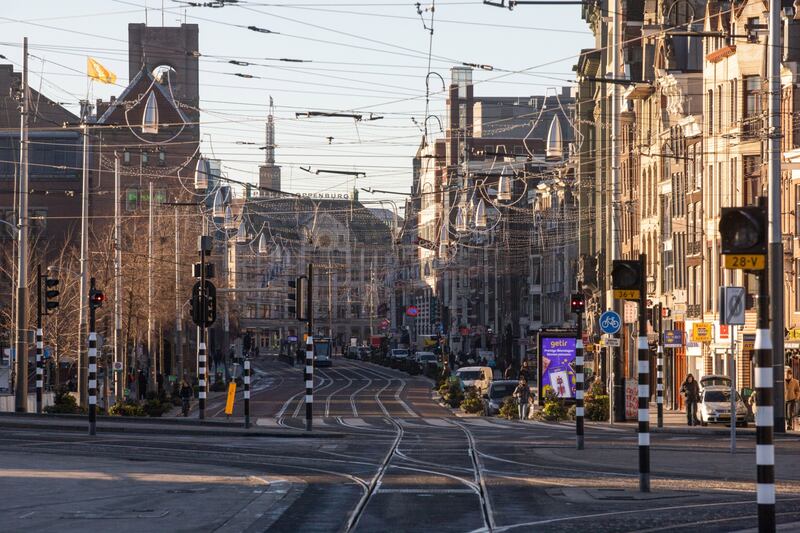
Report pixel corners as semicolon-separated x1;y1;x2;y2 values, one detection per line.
87;57;116;84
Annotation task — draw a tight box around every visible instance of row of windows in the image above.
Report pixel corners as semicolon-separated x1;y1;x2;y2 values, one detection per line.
121;149;167;167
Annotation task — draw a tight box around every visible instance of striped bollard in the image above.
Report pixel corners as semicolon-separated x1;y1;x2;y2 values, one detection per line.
656;344;663;428
35;328;43;414
198;341;206;420
244;358;251;429
305;335;313;431
88;331;97;436
575;311;584;450
754;267;774;530
637;334;650;492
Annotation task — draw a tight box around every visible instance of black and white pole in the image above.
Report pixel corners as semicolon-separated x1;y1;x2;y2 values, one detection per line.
637;253;650;492
198;339;206;419
656;344;664;428
305;334;314;431
88;331;97;435
35;328;43;414
36;264;43;414
244;357;251;429
575;310;584;450
755;261;775;529
305;263;314;431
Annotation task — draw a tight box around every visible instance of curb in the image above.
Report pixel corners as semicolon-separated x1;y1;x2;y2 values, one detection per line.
0;416;346;438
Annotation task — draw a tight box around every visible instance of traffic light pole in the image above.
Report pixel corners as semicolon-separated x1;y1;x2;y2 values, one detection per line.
198;244;207;421
88;277;98;436
36;264;43;414
575;308;584;450
656;304;663;429
244;357;251;429
755;246;775;530
637;253;650;493
305;263;314;432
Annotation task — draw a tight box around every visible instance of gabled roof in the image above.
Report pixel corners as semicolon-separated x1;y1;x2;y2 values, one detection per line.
96;66;190;126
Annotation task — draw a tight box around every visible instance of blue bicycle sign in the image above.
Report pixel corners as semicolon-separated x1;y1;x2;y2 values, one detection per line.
599;311;622;335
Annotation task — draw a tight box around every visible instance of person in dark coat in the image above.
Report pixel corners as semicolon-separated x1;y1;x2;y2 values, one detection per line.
680;374;701;426
137;370;147;400
179;379;193;417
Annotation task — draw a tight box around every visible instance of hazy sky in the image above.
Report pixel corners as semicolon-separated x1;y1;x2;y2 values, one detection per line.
1;1;593;207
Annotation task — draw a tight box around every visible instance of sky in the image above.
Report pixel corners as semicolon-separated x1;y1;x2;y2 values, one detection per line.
0;0;594;210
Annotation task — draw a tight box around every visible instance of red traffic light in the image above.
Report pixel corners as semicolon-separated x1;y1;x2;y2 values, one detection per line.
89;290;105;308
570;293;585;314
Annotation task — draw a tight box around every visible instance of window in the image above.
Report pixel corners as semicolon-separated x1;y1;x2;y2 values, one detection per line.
743;155;762;206
707;90;714;135
730;78;738;125
796;259;800;312
158;149;166;166
141;151;149;166
122;150;131;165
743;75;762;138
531;256;542;286
796;184;800;235
531;294;542;322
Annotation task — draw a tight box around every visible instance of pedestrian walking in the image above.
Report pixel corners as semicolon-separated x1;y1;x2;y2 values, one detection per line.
513;377;531;421
137;370;147;400
520;360;532;382
785;368;800;431
504;364;516;380
179;379;193;417
680;374;700;426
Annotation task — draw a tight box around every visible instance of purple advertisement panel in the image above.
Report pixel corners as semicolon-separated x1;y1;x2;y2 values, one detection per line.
540;337;577;399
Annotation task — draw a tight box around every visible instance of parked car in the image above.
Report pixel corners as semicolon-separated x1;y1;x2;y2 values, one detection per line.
389;348;410;360
482;380;518;416
357;347;371;360
346;346;360;359
455;366;493;395
698;386;747;427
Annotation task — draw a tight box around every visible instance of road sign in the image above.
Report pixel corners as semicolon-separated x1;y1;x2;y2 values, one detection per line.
691;322;713;342
663;330;683;348
405;305;419;318
787;329;800;341
719;286;745;325
379;319;390;330
599;311;622;335
112;361;123;372
613;289;640;300
723;254;765;270
604;337;621;347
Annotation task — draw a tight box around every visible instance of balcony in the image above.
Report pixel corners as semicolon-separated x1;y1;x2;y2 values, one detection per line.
687;241;702;256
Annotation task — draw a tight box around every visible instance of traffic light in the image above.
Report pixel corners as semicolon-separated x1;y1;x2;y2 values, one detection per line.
44;277;60;313
89;287;105;310
570;293;585;314
288;278;297;317
719;202;767;270
611;259;643;300
190;280;217;327
430;296;439;324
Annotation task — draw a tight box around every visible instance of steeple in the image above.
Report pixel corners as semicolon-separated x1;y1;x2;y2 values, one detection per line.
259;95;281;194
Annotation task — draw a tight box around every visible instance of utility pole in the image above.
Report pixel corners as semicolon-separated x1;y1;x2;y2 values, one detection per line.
767;0;785;434
14;37;29;413
175;209;183;381
637;254;650;493
78;117;90;409
609;0;625;423
88;278;104;436
148;180;156;393
114;154;122;401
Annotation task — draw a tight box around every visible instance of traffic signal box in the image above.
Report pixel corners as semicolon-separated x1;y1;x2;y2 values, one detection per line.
611;259;643;300
719;203;767;271
289;276;309;321
89;287;105;310
570;293;585;314
44;277;60;313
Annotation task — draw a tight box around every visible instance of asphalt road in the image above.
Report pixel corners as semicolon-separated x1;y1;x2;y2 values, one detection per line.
2;357;800;532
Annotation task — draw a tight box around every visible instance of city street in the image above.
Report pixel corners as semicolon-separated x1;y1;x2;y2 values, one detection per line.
2;357;800;532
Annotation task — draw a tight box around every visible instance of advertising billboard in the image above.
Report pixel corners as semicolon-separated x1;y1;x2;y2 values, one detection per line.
538;336;577;403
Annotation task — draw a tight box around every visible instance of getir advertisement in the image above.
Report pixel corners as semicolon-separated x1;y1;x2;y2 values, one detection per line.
540;337;577;400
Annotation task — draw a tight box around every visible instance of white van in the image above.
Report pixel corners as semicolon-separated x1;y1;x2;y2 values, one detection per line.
456;366;493;395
